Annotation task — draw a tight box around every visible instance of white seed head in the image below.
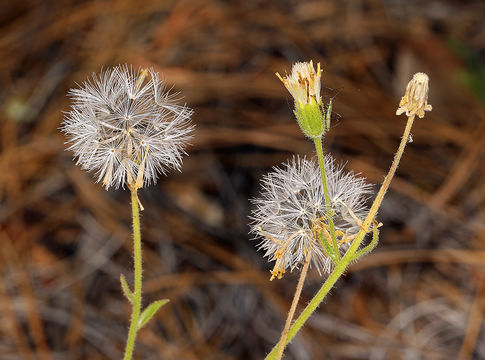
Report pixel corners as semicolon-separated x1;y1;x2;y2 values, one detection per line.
276;61;322;106
250;156;372;280
62;65;194;190
396;72;432;118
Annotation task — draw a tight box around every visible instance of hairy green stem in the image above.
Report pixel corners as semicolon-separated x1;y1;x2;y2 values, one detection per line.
362;115;415;230
265;115;415;359
275;255;311;360
313;136;340;261
123;189;143;360
265;253;350;360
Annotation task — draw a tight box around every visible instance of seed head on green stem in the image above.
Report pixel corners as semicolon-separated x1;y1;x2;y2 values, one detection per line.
250;156;372;280
62;65;194;190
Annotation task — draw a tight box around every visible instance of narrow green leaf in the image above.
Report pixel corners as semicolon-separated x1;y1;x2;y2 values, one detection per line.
318;232;336;262
351;224;380;261
325;98;333;131
137;299;169;330
120;274;134;304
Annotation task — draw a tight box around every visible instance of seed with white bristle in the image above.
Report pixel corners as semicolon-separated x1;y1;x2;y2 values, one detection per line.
249;156;372;280
62;65;194;190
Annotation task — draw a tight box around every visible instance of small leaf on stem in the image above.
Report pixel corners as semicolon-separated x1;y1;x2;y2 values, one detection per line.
120;274;134;304
137;299;170;330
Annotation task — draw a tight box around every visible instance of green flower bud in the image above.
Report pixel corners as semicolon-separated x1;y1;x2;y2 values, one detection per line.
294;100;326;139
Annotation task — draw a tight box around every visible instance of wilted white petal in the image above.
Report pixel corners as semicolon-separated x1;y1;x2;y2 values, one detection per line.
276;61;322;106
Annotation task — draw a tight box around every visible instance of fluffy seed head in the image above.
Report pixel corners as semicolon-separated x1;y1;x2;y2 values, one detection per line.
62;65;194;190
396;72;432;118
250;156;372;280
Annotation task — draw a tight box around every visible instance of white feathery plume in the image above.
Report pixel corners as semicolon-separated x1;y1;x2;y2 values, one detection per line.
62;65;194;190
250;156;372;280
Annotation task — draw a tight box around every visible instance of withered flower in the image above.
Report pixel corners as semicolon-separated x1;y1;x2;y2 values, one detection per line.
276;61;327;138
276;61;322;106
396;72;432;118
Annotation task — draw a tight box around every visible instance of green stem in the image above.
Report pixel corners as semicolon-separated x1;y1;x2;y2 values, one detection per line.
265;115;415;359
275;255;311;360
265;257;348;360
313;136;340;261
362;115;415;231
123;189;143;360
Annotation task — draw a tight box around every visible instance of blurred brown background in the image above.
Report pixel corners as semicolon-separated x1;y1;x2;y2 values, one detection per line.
1;0;485;359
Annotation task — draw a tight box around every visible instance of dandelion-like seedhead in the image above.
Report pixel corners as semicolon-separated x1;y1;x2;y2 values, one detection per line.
62;65;194;190
396;72;432;118
250;156;372;280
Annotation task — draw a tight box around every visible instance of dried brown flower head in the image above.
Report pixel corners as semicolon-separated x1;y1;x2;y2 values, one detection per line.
396;72;432;118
